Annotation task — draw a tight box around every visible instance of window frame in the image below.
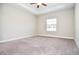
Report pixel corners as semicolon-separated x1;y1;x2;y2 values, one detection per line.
46;18;57;32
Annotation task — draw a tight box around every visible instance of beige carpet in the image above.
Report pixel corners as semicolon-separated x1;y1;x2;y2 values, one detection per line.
0;36;79;55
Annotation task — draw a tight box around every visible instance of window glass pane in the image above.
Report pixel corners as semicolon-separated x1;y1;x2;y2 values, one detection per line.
47;18;56;24
46;18;57;32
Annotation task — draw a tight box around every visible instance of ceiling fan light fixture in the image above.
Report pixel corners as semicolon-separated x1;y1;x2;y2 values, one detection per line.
30;3;47;8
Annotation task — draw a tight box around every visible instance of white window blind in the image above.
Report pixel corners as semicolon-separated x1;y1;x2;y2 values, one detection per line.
46;18;57;32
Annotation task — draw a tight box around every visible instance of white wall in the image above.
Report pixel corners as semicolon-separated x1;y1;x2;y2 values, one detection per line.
0;4;36;41
75;4;79;48
37;8;74;39
0;4;3;40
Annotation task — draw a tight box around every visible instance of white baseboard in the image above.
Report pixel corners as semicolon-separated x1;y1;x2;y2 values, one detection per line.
37;34;74;39
0;35;35;43
0;34;74;43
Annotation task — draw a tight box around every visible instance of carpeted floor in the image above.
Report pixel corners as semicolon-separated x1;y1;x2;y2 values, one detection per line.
0;36;79;55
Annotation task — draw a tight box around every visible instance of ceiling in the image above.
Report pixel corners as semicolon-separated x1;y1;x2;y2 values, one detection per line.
17;3;74;15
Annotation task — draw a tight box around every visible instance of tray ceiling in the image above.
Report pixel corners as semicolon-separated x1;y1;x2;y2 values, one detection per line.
17;3;74;15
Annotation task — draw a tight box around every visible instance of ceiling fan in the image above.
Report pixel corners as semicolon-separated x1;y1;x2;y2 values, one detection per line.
30;3;47;8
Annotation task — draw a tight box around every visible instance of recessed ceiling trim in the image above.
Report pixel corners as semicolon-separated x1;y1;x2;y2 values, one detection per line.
17;3;38;14
16;3;74;15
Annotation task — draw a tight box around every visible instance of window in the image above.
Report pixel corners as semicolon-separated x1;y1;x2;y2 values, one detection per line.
46;18;57;32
